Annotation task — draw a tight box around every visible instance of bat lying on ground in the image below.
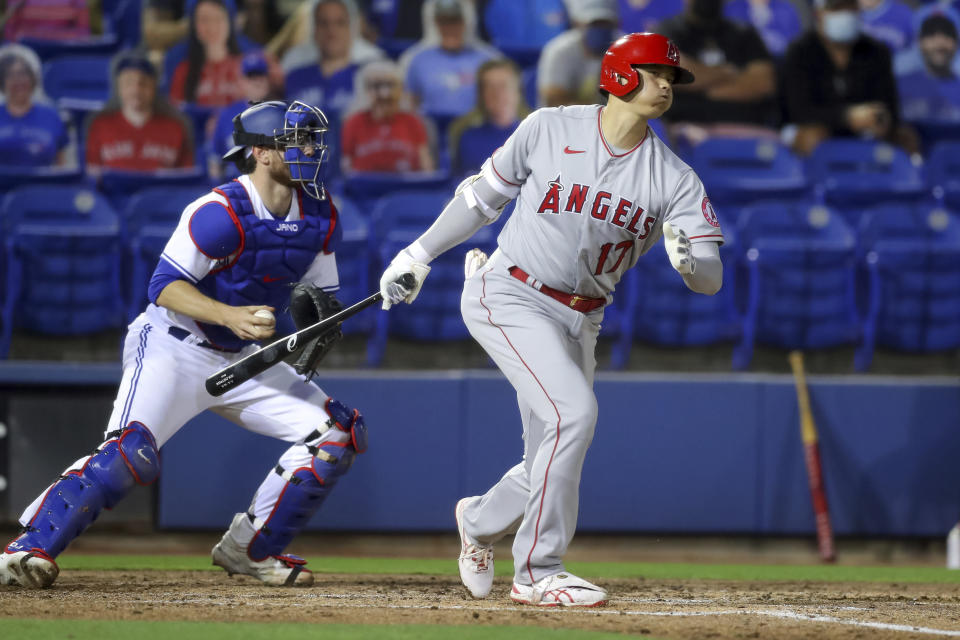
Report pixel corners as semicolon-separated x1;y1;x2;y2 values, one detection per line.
205;274;415;396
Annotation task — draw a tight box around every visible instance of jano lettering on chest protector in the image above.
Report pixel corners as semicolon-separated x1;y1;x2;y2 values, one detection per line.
535;174;655;239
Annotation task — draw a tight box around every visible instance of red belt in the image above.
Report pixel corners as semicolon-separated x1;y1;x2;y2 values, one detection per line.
508;266;605;313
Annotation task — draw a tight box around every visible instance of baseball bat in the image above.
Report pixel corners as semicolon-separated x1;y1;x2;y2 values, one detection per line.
788;350;836;563
205;274;415;396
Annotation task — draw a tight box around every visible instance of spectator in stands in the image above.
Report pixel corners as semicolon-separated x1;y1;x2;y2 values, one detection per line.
0;44;69;167
617;0;681;34
399;0;500;125
724;0;804;57
897;13;960;124
86;51;194;175
894;6;960;76
279;0;384;73
482;0;569;55
859;0;914;54
782;0;916;155
658;0;779;143
340;60;434;173
448;59;527;176
3;0;93;42
169;0;245;107
538;0;620;108
285;0;379;126
207;51;274;179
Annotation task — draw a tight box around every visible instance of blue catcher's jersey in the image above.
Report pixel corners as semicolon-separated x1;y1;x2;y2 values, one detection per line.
148;174;341;351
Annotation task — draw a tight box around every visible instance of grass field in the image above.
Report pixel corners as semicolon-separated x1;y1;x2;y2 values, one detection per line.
5;554;960;639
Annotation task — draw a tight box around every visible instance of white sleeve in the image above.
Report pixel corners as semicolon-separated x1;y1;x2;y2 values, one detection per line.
300;251;340;293
158;194;226;283
662;170;726;245
478;109;543;199
682;241;722;295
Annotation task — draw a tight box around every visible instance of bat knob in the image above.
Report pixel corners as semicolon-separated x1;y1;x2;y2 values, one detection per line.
397;272;417;289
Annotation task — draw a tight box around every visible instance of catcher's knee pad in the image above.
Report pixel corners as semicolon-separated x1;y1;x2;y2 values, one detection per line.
324;397;368;453
247;403;366;561
7;422;159;558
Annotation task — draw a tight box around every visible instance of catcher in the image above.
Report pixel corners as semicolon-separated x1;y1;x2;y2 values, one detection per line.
0;100;363;588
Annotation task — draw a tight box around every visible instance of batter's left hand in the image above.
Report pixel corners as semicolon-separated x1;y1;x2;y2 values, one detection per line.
663;222;696;275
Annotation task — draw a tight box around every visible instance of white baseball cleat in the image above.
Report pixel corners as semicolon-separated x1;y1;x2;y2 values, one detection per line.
456;497;494;598
511;572;607;607
0;550;59;588
211;521;313;587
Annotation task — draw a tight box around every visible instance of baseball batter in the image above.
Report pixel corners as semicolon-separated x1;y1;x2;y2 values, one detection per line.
0;100;367;589
380;33;724;606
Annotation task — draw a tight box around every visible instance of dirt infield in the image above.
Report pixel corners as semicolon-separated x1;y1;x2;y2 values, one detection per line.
3;570;959;639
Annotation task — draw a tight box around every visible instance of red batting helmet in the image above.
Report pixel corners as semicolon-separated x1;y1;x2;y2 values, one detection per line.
599;32;695;97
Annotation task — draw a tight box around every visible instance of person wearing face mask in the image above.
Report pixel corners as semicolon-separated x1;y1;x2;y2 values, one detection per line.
657;0;778;144
340;60;435;173
538;0;622;107
781;0;917;155
896;14;960;128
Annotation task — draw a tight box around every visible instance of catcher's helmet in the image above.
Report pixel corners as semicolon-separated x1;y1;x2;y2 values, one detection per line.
223;100;330;200
599;32;695;97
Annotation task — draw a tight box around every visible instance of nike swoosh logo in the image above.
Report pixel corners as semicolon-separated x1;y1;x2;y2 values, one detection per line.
137;448;152;464
564;146;586;154
262;275;286;283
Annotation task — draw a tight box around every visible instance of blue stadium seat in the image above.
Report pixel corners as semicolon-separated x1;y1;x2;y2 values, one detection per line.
734;201;860;369
1;185;125;355
341;170;452;213
128;223;176;322
806;140;925;220
927;141;960;210
0;166;83;192
42;54;113;107
855;203;960;369
331;195;376;336
688;138;807;208
368;189;454;258
366;226;496;365
95;168;209;212
121;185;206;233
613;232;742;369
121;186;207;319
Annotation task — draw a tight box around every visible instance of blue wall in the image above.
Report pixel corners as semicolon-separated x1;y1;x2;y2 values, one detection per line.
152;371;960;537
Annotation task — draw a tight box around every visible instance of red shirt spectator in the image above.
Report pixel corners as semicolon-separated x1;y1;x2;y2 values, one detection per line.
341;111;429;172
340;60;434;173
86;51;194;174
169;54;244;107
86;111;194;171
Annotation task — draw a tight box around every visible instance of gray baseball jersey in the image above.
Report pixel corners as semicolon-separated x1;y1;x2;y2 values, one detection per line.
457;104;724;588
481;104;724;301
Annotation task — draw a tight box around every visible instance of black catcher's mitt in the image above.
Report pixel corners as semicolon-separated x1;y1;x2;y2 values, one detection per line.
289;283;343;379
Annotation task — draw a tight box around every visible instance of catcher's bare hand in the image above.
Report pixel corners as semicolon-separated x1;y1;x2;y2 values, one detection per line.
222;305;276;341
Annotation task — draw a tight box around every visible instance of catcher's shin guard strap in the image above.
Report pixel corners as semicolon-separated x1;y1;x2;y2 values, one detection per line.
8;422;159;558
247;442;356;560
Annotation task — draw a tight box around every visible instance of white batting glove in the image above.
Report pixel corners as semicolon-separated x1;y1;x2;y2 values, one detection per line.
464;248;488;279
379;248;431;310
663;222;696;275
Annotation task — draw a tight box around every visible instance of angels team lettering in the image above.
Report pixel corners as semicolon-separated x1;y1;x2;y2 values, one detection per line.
536;175;656;239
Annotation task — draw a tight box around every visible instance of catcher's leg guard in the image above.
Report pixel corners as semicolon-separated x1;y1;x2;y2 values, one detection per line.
6;422;159;560
247;399;366;560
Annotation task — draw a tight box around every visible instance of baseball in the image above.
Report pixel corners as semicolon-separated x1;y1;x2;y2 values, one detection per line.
254;309;275;322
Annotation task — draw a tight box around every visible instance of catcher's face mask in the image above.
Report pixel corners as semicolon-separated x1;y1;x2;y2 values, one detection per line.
280;101;330;200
